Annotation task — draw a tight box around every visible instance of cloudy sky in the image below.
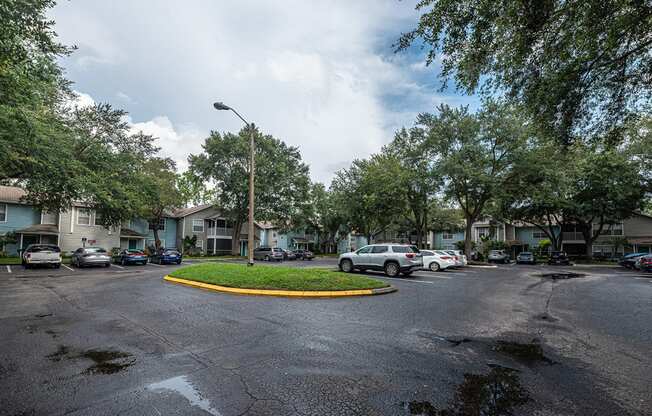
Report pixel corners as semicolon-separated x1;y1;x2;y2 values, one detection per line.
51;0;478;184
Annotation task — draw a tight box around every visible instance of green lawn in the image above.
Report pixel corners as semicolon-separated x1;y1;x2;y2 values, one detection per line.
168;263;388;291
0;257;22;265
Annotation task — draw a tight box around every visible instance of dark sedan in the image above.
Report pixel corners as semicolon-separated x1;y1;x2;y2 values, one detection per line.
112;249;148;266
516;251;536;265
149;249;183;265
548;251;570;265
294;249;314;260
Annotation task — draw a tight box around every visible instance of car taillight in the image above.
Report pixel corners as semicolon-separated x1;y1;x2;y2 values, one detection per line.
440;256;452;260
26;253;31;259
405;253;415;259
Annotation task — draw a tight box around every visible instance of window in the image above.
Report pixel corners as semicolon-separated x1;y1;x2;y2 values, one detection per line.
192;219;204;233
149;218;166;231
77;208;91;225
391;246;419;253
442;232;454;240
41;210;57;225
356;246;372;254
0;204;6;222
93;211;104;226
532;230;547;239
215;219;226;228
594;222;623;236
371;246;388;253
476;227;489;239
196;239;203;250
421;250;434;256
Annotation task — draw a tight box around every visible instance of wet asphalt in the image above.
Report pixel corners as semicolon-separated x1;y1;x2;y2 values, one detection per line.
0;259;651;415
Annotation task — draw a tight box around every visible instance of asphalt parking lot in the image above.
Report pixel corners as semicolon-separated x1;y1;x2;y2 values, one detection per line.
1;260;651;415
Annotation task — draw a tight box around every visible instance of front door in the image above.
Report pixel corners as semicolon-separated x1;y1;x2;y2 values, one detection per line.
128;239;137;250
21;234;40;249
369;245;389;267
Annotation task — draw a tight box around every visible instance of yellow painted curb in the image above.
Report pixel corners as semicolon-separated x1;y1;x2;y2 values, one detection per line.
163;275;396;298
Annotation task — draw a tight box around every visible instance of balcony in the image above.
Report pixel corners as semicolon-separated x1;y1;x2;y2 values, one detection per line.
207;227;233;237
562;232;584;241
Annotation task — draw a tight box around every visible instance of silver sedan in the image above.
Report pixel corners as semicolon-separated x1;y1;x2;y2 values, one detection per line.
71;247;111;268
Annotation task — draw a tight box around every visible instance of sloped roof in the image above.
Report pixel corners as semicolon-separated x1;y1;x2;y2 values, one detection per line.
15;224;59;235
119;228;147;238
0;186;27;204
172;204;213;218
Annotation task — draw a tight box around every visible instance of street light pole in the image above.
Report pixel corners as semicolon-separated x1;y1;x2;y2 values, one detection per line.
213;102;256;266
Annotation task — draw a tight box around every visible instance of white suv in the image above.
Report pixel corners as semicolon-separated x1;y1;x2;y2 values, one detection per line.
338;244;423;277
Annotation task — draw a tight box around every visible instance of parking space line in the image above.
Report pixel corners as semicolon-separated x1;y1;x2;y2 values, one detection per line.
6;265;12;273
61;264;74;271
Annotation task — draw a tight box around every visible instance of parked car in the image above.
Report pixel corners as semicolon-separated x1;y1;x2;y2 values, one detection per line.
281;249;297;260
253;247;284;261
21;244;62;269
338;244;423;277
294;249;314;260
71;247;111;268
488;250;510;264
619;252;648;269
112;249;148;266
149;249;182;265
421;250;457;272
636;255;652;272
548;251;570;265
516;251;536;265
445;250;467;267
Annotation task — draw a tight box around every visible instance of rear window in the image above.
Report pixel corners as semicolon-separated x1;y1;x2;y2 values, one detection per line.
435;250;449;255
27;245;60;253
371;246;388;254
421;250;434;256
85;247;106;253
391;246;419;253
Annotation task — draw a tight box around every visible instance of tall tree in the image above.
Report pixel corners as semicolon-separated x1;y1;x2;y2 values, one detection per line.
423;101;526;257
398;0;652;144
138;158;183;250
189;126;311;255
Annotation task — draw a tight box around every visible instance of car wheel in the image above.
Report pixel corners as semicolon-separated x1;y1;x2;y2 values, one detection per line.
429;262;440;272
264;255;270;261
340;259;353;273
54;264;60;269
104;263;110;267
384;262;400;277
176;260;182;265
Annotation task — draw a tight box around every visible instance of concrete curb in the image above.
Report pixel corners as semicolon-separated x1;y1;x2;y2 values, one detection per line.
163;275;397;298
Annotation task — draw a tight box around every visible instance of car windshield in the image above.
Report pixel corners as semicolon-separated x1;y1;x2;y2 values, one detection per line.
520;252;532;256
28;245;60;253
272;248;283;252
164;250;179;254
490;250;503;255
85;247;106;253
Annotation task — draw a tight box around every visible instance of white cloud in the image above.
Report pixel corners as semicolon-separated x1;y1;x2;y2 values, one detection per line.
70;90;95;109
50;0;467;184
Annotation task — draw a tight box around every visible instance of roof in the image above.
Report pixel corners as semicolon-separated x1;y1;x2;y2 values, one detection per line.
119;228;147;238
172;204;213;218
0;186;27;204
15;224;59;235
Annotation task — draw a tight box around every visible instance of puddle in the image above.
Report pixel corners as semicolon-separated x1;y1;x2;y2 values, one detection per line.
493;340;555;365
45;345;135;374
79;349;135;374
538;272;585;280
35;313;53;318
148;375;222;416
403;365;529;415
534;313;558;322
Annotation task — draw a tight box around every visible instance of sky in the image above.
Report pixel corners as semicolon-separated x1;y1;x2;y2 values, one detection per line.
50;0;479;184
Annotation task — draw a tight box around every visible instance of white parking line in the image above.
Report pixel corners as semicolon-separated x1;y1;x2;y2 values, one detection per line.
6;265;11;273
112;264;124;269
61;264;74;271
375;276;434;284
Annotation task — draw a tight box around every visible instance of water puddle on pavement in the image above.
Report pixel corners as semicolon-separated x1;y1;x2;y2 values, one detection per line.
45;345;135;374
403;364;529;415
537;272;586;280
147;375;222;416
493;340;556;365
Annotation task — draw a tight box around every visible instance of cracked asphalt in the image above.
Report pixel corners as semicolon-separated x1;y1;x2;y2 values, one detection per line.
0;260;651;415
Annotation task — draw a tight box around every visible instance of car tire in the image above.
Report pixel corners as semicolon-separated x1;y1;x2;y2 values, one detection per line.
264;255;270;261
340;259;353;273
384;262;400;277
429;262;440;272
54;264;60;269
104;263;110;267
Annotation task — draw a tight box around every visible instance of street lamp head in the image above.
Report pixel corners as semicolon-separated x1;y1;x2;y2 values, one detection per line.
213;102;231;111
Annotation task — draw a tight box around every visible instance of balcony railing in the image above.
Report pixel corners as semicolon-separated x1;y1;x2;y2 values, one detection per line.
207;227;233;237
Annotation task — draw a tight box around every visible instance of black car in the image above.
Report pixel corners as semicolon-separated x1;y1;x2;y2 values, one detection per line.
548;251;570;265
294;249;314;260
112;249;148;266
149;249;183;265
516;251;536;265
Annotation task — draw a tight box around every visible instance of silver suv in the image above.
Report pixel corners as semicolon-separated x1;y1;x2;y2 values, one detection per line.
338;244;423;277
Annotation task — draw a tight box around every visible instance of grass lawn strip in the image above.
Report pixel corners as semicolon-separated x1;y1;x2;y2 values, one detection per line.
168;263;388;291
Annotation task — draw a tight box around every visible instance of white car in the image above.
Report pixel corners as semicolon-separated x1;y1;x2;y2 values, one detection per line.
22;244;62;269
445;250;468;267
421;250;457;272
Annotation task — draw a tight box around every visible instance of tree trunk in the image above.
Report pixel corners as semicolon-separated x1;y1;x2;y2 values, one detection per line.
231;219;242;256
464;217;474;258
152;228;160;251
580;227;594;258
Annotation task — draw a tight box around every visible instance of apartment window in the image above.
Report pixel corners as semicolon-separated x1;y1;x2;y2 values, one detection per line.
196;239;203;250
149;218;166;231
215;219;226;228
0;204;6;222
532;230;547;239
594;222;623;236
192;219;204;233
477;227;489;239
77;208;91;225
41;210;57;225
442;232;454;240
93;211;104;226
